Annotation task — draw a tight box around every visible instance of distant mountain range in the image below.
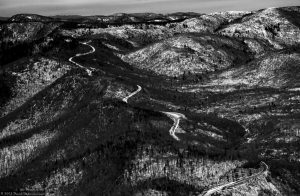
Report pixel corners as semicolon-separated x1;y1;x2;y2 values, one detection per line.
0;17;8;21
1;12;202;24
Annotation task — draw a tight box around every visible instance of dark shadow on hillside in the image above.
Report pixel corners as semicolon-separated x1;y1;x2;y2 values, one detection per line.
0;75;109;188
0;93;251;195
0;69;90;130
278;7;300;29
0;113;71;149
0;74;14;110
0;97;169;191
130;177;202;196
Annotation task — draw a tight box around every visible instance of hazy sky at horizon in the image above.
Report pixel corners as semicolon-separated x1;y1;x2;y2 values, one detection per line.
0;0;299;17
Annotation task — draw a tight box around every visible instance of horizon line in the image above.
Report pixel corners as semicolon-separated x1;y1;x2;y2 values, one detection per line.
1;5;295;18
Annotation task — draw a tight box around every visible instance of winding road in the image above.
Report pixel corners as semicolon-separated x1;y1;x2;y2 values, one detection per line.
68;41;96;76
201;162;269;196
69;42;186;142
121;84;266;195
69;40;188;142
122;85;142;103
161;112;187;141
67;41;268;195
122;85;187;141
113;80;269;195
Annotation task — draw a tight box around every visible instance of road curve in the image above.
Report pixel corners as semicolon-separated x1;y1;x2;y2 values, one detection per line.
122;84;187;141
201;162;269;196
68;39;186;142
122;85;142;103
161;112;187;141
67;39;270;195
68;41;96;76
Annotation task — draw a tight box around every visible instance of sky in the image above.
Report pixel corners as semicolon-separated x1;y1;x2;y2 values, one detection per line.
0;0;299;17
